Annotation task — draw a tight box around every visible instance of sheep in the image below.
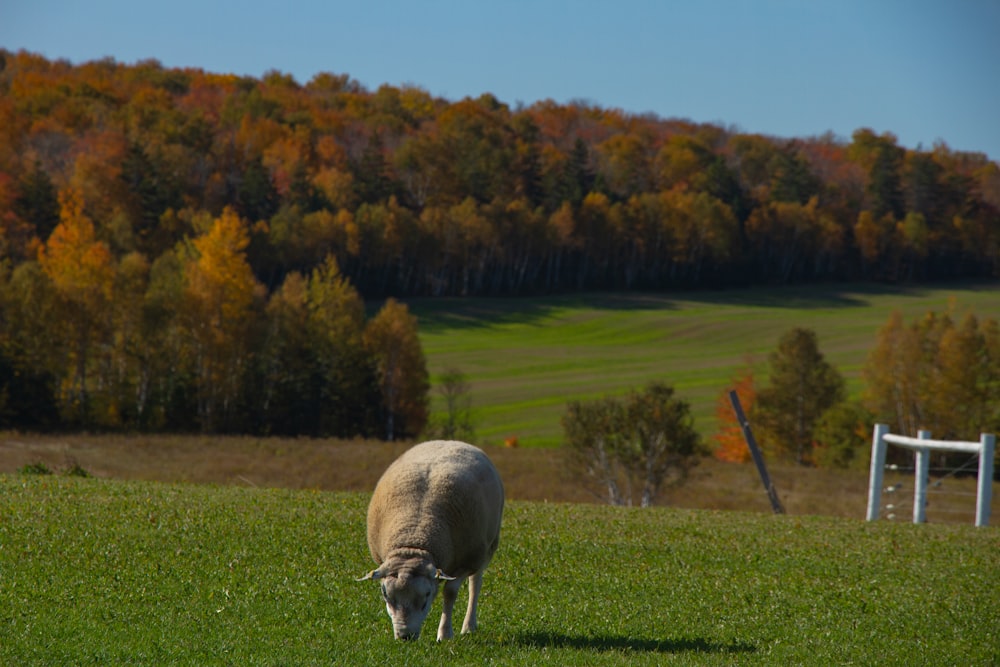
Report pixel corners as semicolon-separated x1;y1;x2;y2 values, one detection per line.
358;440;504;641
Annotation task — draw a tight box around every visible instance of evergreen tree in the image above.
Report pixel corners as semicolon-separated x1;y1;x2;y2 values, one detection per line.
14;160;60;241
755;328;846;465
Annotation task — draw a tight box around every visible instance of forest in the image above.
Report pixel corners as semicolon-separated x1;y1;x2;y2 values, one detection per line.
1;50;999;436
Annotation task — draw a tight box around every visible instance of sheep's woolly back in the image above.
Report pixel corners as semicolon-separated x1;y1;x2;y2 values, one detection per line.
367;440;504;577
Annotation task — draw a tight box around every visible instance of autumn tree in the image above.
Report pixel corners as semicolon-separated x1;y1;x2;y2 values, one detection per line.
713;361;757;463
934;313;1000;436
364;298;429;440
180;207;260;432
598;132;654;200
864;309;1000;441
746;197;825;282
863;310;949;437
37;188;116;425
755;327;846;465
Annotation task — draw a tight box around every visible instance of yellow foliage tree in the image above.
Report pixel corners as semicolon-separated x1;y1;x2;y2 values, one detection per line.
182;207;260;431
37;188;115;422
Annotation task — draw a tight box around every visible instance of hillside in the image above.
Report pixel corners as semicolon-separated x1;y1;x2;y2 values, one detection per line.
3;50;1000;439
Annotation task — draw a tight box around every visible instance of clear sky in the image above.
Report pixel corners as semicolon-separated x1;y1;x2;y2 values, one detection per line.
3;1;999;161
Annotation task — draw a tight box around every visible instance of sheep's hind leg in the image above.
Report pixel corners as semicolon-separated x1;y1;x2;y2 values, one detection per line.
437;577;463;641
461;571;483;634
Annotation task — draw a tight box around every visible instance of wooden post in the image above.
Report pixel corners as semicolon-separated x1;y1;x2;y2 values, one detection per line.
728;390;785;514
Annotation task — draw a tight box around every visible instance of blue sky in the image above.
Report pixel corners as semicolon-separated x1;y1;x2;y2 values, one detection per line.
3;1;999;160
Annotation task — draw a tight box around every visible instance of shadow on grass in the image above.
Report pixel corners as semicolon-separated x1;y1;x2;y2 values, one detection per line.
516;630;756;655
408;280;999;333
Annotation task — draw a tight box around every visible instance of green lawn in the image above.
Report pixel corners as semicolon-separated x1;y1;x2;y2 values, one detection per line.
3;475;998;665
413;282;1000;446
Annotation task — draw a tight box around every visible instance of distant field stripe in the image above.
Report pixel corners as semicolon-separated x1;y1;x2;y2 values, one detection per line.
413;283;1000;447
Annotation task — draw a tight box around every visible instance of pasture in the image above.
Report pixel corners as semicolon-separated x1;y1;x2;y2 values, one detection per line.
2;475;998;665
413;282;1000;447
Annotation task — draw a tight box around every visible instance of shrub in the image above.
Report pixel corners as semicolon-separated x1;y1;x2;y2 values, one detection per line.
20;461;53;476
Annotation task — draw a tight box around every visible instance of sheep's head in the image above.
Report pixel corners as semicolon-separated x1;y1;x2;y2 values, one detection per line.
358;555;455;640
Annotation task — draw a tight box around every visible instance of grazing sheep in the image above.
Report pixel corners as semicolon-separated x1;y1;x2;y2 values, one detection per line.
358;440;504;641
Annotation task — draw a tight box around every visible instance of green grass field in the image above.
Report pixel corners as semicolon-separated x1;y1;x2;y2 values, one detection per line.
414;282;1000;446
3;475;998;665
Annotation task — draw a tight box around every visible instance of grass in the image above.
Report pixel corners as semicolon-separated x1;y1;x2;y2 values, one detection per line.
2;474;998;665
412;282;1000;447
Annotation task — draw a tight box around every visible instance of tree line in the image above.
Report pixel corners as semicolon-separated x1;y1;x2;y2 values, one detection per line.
1;194;429;436
2;50;998;302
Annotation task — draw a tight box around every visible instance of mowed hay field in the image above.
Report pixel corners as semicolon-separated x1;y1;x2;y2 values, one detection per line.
413;281;1000;447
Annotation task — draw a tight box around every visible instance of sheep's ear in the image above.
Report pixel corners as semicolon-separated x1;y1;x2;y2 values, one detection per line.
434;569;457;581
356;568;384;582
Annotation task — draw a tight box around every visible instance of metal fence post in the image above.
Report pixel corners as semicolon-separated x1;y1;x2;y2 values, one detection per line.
866;424;889;521
913;430;931;524
976;433;995;527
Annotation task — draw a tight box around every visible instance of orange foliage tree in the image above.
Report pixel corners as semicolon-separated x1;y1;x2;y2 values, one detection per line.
713;363;757;463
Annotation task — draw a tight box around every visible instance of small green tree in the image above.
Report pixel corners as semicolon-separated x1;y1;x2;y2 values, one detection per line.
755;327;846;465
563;395;628;506
623;382;705;507
812;400;873;469
428;367;475;442
563;382;706;507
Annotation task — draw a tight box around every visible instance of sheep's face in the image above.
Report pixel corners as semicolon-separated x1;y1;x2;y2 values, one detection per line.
380;567;438;640
360;557;454;640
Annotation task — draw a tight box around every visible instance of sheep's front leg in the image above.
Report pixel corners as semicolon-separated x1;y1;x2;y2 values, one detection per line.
461;571;483;634
436;577;463;641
